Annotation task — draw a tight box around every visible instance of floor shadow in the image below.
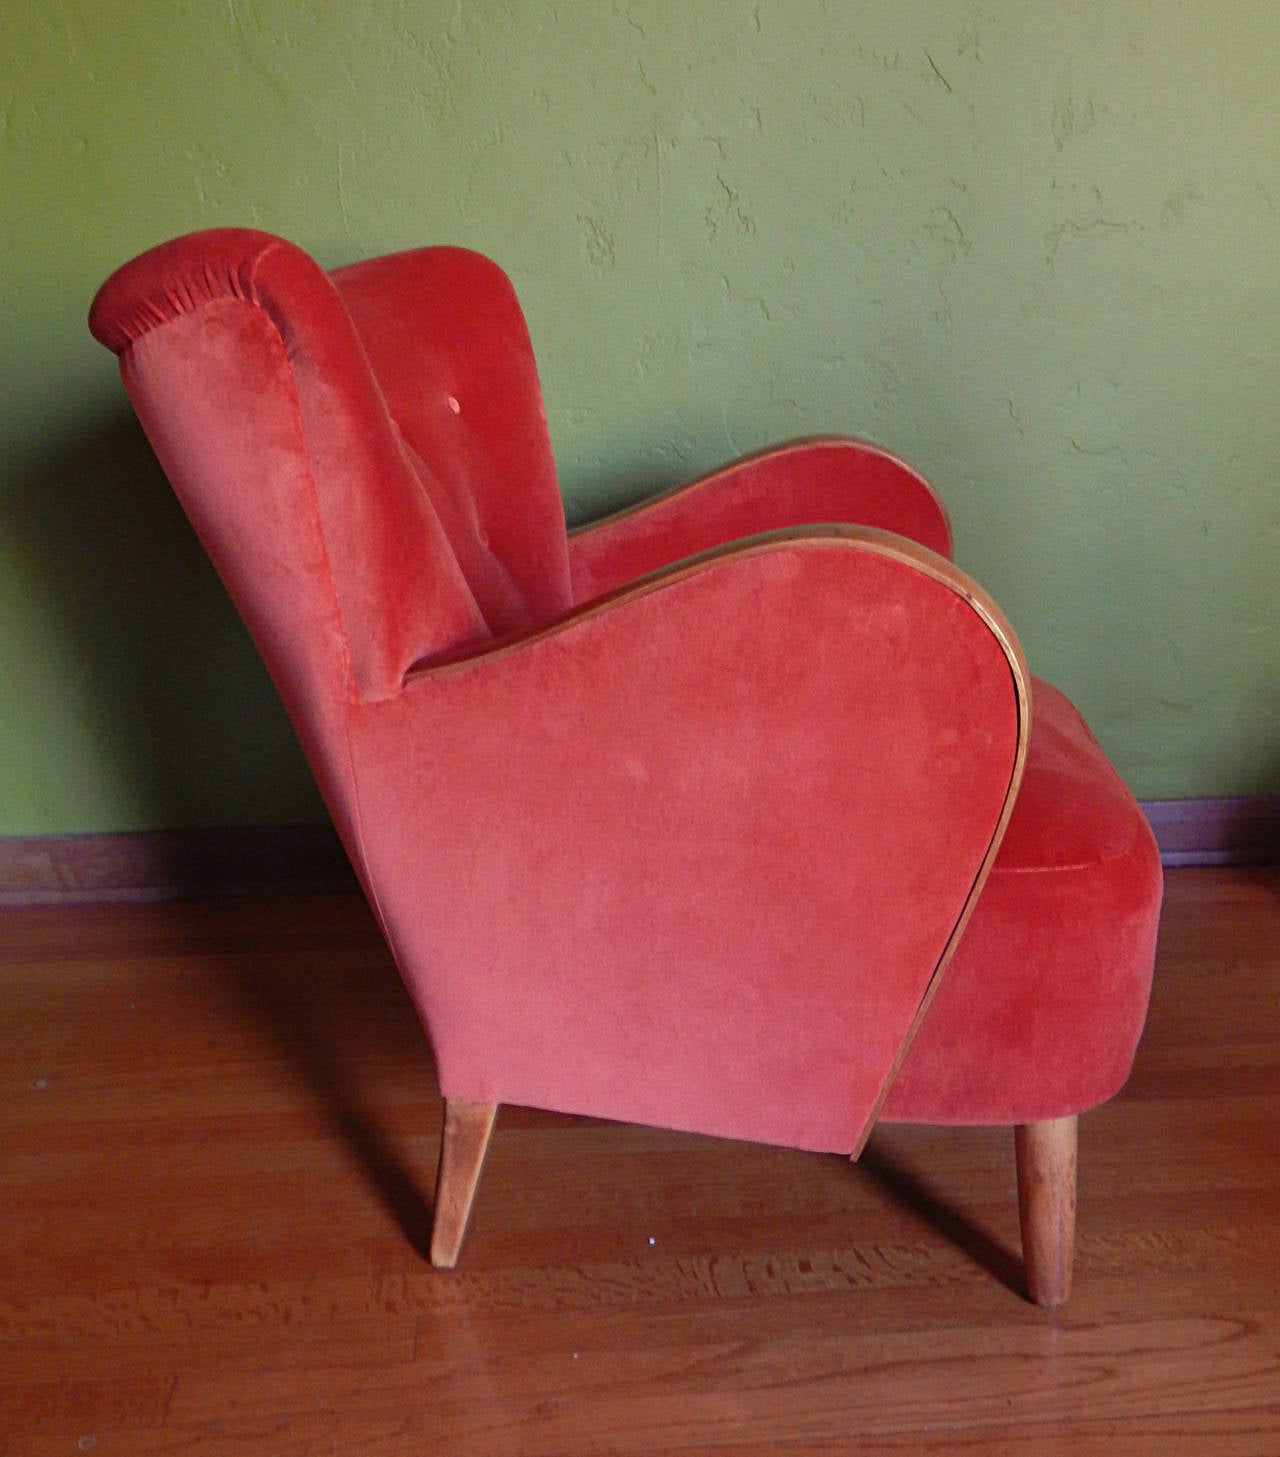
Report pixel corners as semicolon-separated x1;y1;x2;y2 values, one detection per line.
185;893;441;1258
241;956;437;1259
859;1133;1026;1299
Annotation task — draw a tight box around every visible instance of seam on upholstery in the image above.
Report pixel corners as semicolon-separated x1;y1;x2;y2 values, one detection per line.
988;837;1145;877
214;292;379;910
986;780;1147;876
254;293;394;945
339;707;396;954
243;236;288;312
235;294;394;953
265;312;357;705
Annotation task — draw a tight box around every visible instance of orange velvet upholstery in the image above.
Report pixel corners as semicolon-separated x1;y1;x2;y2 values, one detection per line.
90;230;1161;1175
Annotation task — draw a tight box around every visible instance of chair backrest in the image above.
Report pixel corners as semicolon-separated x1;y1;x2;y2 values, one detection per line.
330;247;572;636
89;230;573;731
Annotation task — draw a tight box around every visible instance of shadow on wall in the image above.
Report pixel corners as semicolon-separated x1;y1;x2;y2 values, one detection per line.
11;410;441;1235
7;385;704;841
7;405;324;832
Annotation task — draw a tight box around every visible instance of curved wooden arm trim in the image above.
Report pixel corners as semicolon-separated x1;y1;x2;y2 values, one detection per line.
854;549;1031;1153
407;524;1023;688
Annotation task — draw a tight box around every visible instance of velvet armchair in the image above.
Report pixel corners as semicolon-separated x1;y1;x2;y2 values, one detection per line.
90;230;1162;1307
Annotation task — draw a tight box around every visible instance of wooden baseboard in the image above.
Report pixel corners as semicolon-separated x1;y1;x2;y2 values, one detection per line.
0;825;356;907
1;798;1276;906
1139;796;1280;868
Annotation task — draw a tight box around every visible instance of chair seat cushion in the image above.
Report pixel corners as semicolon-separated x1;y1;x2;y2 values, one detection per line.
881;678;1162;1125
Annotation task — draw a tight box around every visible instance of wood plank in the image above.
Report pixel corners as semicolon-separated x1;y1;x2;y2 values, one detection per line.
9;1408;1280;1457
162;1313;1280;1451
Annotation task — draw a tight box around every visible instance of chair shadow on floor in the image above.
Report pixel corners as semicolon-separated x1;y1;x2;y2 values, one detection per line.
216;900;1034;1292
216;898;442;1261
859;1133;1026;1299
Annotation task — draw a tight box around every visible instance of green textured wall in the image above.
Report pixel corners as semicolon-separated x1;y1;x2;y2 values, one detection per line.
2;1;1277;834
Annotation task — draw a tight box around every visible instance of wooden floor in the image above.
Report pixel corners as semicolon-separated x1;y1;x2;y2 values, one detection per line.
2;868;1278;1455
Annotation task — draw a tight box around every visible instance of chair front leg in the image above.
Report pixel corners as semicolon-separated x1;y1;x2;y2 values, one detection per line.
1014;1115;1078;1307
430;1099;498;1269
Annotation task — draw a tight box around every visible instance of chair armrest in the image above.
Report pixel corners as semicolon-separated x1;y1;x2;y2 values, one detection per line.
355;527;1028;1156
566;436;953;602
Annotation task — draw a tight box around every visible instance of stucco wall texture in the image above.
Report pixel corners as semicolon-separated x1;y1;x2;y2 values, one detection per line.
2;1;1277;833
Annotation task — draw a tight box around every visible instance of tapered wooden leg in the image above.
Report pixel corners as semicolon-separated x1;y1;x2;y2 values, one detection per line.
430;1099;498;1269
1015;1115;1078;1308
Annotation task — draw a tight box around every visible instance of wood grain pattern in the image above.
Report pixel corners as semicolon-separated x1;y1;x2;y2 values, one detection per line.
430;1100;498;1268
2;867;1278;1455
1015;1115;1077;1307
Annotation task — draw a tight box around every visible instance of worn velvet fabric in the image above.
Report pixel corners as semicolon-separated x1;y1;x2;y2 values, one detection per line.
884;678;1162;1123
90;229;1161;1153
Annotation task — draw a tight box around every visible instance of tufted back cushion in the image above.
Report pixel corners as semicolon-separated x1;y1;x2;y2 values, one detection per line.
332;247;572;640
